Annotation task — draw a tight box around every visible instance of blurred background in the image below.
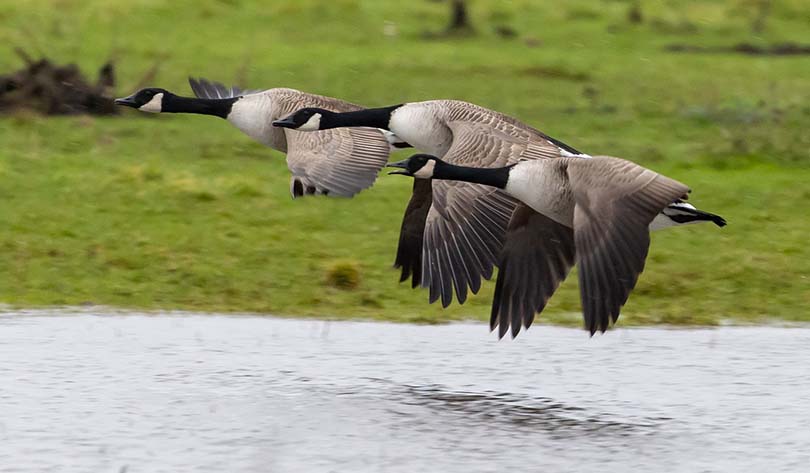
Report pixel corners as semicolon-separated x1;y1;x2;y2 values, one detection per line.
1;0;808;325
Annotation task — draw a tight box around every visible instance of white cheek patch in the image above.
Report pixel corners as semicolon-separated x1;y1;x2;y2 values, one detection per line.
298;113;322;131
139;93;163;113
413;160;436;179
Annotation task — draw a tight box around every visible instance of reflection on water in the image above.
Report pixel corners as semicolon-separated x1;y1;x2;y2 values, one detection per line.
397;383;657;436
0;310;808;473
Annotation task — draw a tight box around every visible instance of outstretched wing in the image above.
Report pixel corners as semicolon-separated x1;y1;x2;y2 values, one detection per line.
283;126;392;197
422;181;517;306
394;179;433;287
490;204;575;339
419;101;584;306
188;77;260;98
567;157;690;334
273;90;392;198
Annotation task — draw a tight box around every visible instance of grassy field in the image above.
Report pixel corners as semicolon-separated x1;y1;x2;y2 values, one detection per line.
1;0;809;327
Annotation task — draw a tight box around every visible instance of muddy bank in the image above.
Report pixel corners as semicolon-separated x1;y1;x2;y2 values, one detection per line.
0;50;117;115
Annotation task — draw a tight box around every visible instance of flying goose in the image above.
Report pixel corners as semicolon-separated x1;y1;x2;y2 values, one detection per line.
273;101;726;308
114;78;399;198
387;153;723;337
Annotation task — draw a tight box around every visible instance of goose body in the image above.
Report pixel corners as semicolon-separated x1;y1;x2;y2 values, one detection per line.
502;159;576;225
388;153;723;338
115;79;395;198
387;103;453;155
274;100;725;309
222;90;287;150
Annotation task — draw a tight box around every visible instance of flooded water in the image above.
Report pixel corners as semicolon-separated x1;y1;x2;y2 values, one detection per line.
1;311;808;472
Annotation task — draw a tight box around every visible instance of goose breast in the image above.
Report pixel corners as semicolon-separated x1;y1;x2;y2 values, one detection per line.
389;103;453;156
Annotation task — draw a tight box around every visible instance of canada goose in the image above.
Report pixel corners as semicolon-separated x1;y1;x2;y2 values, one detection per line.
388;153;723;338
273;101;726;308
114;78;398;198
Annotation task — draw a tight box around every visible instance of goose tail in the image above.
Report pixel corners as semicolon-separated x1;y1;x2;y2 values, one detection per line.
651;201;727;230
381;130;412;151
685;207;727;227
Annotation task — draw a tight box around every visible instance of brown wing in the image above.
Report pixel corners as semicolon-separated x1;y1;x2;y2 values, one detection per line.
273;90;391;198
188;77;261;98
283;127;391;197
568;157;690;334
394;179;432;288
419;101;583;306
491;205;575;339
437;100;584;165
421;181;518;306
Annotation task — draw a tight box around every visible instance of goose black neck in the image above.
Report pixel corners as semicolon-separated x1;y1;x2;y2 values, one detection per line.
162;95;238;119
433;161;511;190
320;104;402;130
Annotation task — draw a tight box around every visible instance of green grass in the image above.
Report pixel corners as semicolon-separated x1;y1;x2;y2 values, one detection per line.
1;0;809;327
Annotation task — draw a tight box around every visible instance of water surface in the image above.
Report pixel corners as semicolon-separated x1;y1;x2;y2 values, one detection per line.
1;311;808;472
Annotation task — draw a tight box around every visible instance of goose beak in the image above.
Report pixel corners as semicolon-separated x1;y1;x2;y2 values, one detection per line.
114;94;139;108
272;116;297;128
387;159;411;175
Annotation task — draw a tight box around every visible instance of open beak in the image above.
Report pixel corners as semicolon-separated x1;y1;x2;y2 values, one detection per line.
386;159;411;175
114;94;139;108
272;116;297;128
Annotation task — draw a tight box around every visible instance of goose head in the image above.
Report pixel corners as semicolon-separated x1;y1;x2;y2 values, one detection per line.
115;88;174;113
387;154;440;179
272;108;334;131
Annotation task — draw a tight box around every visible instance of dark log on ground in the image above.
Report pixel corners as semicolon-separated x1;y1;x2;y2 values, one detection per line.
0;51;118;115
